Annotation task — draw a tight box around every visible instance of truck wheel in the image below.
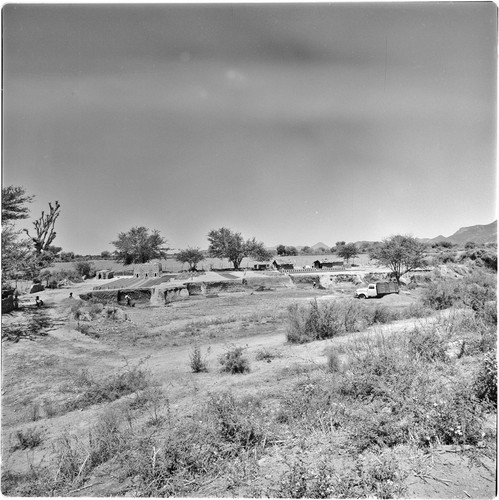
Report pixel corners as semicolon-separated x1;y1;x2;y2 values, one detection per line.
358;294;366;299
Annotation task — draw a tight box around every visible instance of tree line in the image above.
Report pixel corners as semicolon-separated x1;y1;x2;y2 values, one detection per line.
3;185;430;287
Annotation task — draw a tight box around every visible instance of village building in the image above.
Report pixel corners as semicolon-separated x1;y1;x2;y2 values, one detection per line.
272;259;294;270
253;262;271;271
133;261;162;279
313;259;344;269
95;269;114;279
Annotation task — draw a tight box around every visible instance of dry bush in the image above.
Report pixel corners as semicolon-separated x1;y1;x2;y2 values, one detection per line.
11;427;43;451
219;346;250;374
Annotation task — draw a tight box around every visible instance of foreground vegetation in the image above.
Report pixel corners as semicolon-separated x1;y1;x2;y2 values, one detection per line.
2;263;496;497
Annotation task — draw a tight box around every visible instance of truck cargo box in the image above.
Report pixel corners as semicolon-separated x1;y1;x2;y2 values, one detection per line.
376;282;399;295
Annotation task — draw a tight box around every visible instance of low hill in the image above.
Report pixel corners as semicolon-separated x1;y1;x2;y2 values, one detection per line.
426;221;497;245
311;242;331;251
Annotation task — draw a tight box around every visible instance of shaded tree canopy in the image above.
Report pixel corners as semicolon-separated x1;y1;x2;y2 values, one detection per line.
207;227;272;269
112;226;168;265
176;247;205;271
2;186;34;222
369;234;427;285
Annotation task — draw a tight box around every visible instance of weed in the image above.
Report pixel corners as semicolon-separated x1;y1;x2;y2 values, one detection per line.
189;344;208;373
325;348;342;373
219;346;250;374
268;450;407;498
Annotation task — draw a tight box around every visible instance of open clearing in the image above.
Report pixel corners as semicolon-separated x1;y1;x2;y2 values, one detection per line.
2;271;496;498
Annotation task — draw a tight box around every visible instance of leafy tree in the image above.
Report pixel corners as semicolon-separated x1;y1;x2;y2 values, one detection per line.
2;186;34;221
100;250;111;259
112;226;168;265
1;186;35;284
285;246;298;256
276;244;286;256
369;235;427;285
2;224;34;284
301;246;312;254
207;227;272;269
74;260;95;278
337;242;358;264
336;241;345;247
177;247;205;271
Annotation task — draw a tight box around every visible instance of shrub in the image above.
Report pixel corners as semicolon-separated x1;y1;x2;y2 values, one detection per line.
407;324;449;362
422;280;460;310
286;300;345;343
219;346;250;374
472;351;497;408
189;344;208;373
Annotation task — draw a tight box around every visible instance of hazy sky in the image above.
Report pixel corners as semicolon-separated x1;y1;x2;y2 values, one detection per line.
3;2;497;254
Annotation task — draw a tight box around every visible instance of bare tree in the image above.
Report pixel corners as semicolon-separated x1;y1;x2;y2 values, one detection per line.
24;201;61;255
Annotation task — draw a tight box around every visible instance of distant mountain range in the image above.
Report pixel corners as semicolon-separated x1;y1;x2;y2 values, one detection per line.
268;222;496;253
421;221;497;245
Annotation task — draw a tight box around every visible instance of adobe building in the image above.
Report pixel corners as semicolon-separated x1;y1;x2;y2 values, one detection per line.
133;262;162;279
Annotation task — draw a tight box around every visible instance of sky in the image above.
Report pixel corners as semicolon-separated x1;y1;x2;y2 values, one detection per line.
2;2;497;254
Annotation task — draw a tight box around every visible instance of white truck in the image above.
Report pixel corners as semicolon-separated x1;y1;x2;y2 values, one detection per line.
355;281;399;299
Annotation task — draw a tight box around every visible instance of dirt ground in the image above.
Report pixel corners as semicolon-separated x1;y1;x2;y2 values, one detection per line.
1;277;496;498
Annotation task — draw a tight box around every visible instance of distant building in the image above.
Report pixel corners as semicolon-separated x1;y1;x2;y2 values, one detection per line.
133;262;162;279
96;270;114;279
313;260;344;269
253;262;271;271
272;259;294;270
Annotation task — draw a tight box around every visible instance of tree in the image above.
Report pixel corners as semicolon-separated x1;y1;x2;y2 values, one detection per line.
301;246;312;254
2;186;35;284
369;235;427;285
337;243;358;264
74;260;95;278
100;250;111;259
276;244;286;256
177;247;205;271
24;200;61;255
207;227;272;269
285;246;298;256
60;251;75;262
2;224;34;284
112;226;168;265
2;186;34;221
